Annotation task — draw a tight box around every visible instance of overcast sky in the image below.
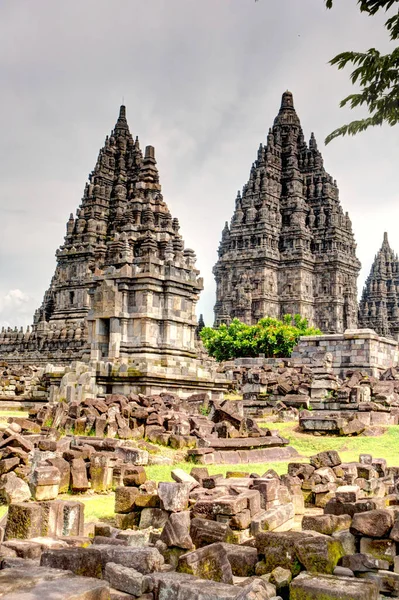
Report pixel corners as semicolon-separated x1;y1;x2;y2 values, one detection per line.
0;0;397;328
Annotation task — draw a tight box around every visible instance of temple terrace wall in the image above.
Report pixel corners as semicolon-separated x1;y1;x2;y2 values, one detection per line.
291;328;399;378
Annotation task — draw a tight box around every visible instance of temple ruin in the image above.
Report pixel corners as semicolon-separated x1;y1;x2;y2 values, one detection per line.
213;91;361;333
0;106;225;396
359;232;399;340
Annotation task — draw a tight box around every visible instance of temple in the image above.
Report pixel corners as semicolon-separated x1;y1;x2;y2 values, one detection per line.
358;232;399;340
0;107;225;396
213;91;361;333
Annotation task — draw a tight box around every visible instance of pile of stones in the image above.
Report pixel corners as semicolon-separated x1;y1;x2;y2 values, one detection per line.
0;421;149;505
0;363;46;403
288;450;396;510
0;394;296;505
224;359;399;435
3;450;399;598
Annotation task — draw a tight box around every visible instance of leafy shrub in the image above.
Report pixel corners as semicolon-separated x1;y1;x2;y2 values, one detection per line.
200;314;321;362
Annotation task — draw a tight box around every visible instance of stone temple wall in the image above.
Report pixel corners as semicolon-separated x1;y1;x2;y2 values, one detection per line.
291;328;399;378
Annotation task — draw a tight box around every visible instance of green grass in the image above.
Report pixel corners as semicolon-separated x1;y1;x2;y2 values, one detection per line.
0;410;29;423
59;493;117;523
264;421;399;465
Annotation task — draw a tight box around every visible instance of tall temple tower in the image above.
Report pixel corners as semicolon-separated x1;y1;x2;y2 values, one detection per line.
358;232;399;339
213;91;361;333
0;106;204;366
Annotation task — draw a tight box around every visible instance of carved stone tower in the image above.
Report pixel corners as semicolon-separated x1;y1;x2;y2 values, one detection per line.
213;91;361;333
0;106;204;366
358;232;399;340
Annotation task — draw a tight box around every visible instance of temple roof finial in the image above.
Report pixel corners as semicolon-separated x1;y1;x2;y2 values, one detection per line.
274;90;300;128
114;105;129;132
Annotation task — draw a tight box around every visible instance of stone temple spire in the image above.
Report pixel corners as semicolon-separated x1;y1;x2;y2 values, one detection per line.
9;104;203;363
273;90;301;128
359;232;399;339
114;105;129;132
213;90;361;333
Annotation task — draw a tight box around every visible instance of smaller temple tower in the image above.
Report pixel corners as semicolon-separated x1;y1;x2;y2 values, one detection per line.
358;232;399;340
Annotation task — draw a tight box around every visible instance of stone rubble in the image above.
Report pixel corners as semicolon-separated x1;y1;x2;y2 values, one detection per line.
221;358;399;435
4;449;399;597
0;392;296;505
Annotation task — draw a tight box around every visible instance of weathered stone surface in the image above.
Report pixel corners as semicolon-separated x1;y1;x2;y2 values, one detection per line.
358;570;399;596
115;486;139;514
5;503;42;540
144;571;238;600
139;508;169;530
46;457;70;493
177;543;233;584
341;553;389;572
335;485;360;503
31;465;61;501
290;572;378;600
0;566;73;595
190;518;228;548
0;472;31;504
302;514;351;535
0;575;110;599
235;578;277;600
310;451;341;469
70;458;89;493
123;466;147;487
359;536;396;565
269;566;292;590
104;562;144;596
256;531;308;575
350;509;393;537
220;543;258;578
158;482;191;512
250;503;294;535
171;469;199;488
160;511;193;550
41;545;164;577
2;539;43;559
295;533;344;574
40;547;104;578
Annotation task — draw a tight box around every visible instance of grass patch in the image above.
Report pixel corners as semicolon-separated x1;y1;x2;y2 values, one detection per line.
59;493;116;523
0;410;29;423
264;421;399;465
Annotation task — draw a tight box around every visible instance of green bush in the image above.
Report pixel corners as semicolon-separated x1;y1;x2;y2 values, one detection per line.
200;314;321;362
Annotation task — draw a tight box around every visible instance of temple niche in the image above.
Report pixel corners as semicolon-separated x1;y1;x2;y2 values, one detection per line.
358;232;399;340
213;91;361;333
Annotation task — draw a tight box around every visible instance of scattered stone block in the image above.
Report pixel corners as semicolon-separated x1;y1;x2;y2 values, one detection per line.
139;508;169;530
350;509;393;537
295;532;344;574
190;517;228;548
341;553;390;572
5;503;42;540
290;572;378;600
0;472;31;504
359;536;396;565
160;511;193;550
104;562;144;596
302;514;351;535
115;486;139;514
177;542;234;583
158;482;191;512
